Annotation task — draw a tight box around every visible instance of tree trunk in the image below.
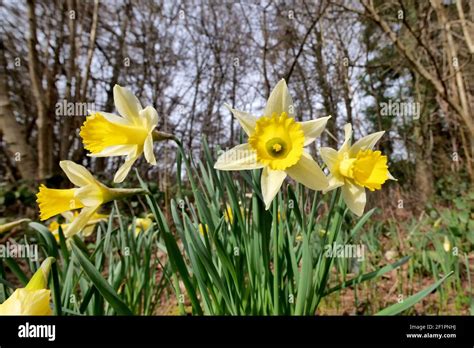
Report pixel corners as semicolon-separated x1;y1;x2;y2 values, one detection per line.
27;0;53;180
0;40;37;180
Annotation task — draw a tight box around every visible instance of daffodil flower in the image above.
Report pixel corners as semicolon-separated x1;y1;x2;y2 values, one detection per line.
320;124;395;216
443;236;451;252
0;257;54;315
133;216;153;236
37;161;144;238
48;211;108;241
214;79;330;209
198;223;209;236
80;85;173;183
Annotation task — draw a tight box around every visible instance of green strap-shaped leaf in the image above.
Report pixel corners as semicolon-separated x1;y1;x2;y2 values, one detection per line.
29;222;59;259
71;242;133;315
376;271;453;315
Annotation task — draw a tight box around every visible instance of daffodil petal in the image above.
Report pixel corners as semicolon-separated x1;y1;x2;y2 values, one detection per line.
61;211;75;221
88;145;137;157
264;79;294;117
261;167;286;210
113;85;142;123
323;174;345;193
82;225;95;237
300;116;331;146
75;184;103;207
350;130;385;157
0;288;52;315
320;147;339;171
224;104;257;136
143;135;156;165
285;152;328;190
340;123;353;153
88;110;131;126
214;143;264;171
64;206;99;238
139;105;158;130
113;156;138;183
59;161;96;187
388;171;397;181
342;181;366;217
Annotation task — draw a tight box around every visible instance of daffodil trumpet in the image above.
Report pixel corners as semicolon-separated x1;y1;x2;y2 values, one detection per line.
37;160;145;238
214;79;330;209
0;257;55;315
320;123;396;216
80;85;173;183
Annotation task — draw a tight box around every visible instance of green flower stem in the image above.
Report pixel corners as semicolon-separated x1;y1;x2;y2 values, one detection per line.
151;130;176;142
272;196;280;315
108;188;147;201
312;188;344;312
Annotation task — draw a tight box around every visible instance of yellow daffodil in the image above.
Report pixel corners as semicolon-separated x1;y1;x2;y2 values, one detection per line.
37;161;144;238
80;85;173;183
224;205;234;224
198;223;208;236
214;79;330;209
320;124;395;216
443;236;451;252
224;204;246;224
48;211;108;241
134;217;153;236
0;257;54;315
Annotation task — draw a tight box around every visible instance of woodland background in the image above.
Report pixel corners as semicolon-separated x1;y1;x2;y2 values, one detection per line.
0;0;473;217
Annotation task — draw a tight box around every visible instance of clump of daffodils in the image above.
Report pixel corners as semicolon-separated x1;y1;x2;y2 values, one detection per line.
0;257;54;315
215;79;393;215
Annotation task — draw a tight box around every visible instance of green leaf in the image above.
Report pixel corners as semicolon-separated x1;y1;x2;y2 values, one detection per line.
375;271;453;315
71;242;133;315
3;258;28;286
29;222;58;258
50;262;62;315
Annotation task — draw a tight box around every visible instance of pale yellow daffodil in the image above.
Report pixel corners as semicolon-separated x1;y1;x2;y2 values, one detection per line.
134;217;153;236
443;236;451;252
0;257;54;315
320;124;395;216
214;79;330;209
80;85;172;183
37;161;144;238
48;211;108;241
